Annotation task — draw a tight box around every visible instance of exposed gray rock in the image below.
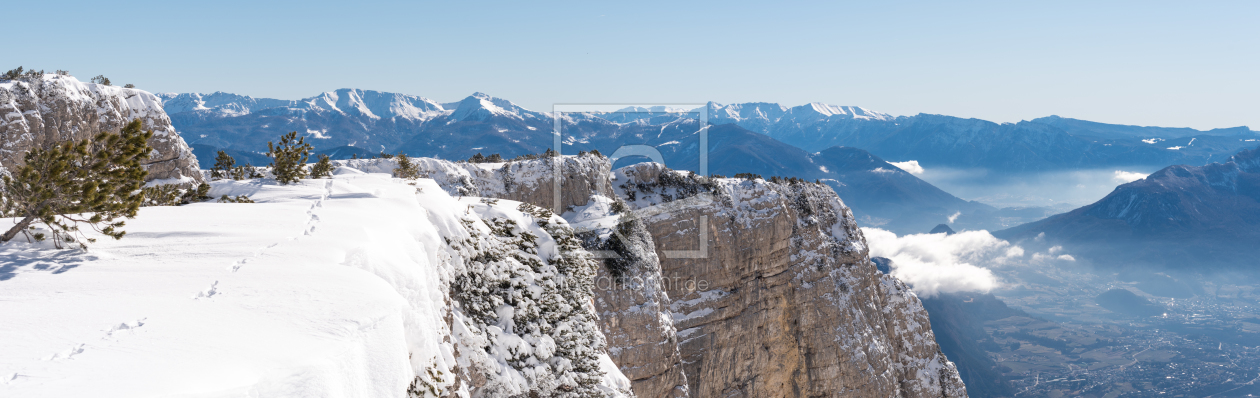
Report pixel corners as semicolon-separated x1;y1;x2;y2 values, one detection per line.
0;75;200;182
615;163;966;397
413;154;967;397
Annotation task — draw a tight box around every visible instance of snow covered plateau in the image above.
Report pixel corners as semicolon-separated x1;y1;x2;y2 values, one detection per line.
1;164;632;397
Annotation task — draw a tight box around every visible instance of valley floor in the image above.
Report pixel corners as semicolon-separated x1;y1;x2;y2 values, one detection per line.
987;267;1260;398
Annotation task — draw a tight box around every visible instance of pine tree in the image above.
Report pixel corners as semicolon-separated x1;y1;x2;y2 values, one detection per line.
393;153;421;180
210;150;235;180
90;75;111;86
311;154;334;178
266;132;312;185
0;119;153;249
2;66;22;80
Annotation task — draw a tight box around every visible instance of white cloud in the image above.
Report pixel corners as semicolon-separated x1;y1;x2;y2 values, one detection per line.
1005;246;1025;258
863;228;1083;297
888;160;925;175
947;211;961;224
862;228;1022;297
1113;170;1147;184
871;167;895;174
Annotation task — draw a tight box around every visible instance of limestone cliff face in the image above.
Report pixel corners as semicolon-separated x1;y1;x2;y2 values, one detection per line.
414;155;966;398
0;75;200;182
390;155;691;397
615;163;966;398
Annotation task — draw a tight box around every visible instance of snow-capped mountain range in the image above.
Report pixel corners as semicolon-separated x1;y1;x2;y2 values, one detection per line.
159;89;447;120
160;88;1257;175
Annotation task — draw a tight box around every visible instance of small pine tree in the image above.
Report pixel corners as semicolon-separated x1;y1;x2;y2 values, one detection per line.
90;75;111;86
378;151;394;159
123;83;135;88
0;119;153;248
393;154;421;180
2;66;23;80
311;154;334;178
266;132;312;185
189;182;211;202
210;151;235;180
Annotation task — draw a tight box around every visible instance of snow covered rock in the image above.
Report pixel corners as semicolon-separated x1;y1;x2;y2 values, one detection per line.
385;154;692;397
0;74;200;182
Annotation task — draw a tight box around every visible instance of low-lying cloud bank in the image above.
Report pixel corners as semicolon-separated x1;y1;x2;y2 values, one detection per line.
1112;170;1148;184
888;160;925;175
862;228;1075;297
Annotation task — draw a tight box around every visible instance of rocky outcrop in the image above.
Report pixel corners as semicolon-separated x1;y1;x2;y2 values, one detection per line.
412;154;967;397
0;74;200;182
364;155;691;397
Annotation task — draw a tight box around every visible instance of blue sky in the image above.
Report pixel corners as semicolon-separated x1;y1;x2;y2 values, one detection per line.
11;0;1258;129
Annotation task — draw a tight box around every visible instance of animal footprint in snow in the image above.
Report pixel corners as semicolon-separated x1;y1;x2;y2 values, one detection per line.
105;318;146;337
44;343;85;361
194;281;219;299
229;259;248;272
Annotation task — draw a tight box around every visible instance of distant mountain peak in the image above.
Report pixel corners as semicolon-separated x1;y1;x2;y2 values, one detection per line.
302;88;444;120
1229;146;1260;173
448;92;539;122
787;103;894;121
930;224;957;235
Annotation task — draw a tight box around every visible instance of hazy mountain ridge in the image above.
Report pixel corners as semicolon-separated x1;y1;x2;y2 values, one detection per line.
1032;115;1254;140
996;145;1260;268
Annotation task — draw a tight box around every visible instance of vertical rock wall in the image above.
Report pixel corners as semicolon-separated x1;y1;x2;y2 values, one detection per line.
415;155;967;397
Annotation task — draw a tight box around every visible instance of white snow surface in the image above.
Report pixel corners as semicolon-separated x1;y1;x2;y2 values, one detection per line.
0;167;630;397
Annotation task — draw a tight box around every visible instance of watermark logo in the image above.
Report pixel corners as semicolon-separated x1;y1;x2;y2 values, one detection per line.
551;104;710;260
